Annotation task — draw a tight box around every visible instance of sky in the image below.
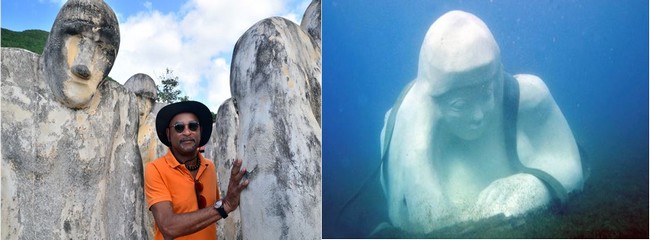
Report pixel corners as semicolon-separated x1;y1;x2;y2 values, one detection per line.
1;0;312;113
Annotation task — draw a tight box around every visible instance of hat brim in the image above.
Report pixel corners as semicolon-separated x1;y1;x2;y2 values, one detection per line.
155;101;213;147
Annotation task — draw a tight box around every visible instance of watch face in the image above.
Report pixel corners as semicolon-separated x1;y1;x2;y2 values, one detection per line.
215;200;223;208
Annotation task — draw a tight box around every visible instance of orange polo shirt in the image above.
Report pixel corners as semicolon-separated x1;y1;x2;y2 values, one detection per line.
144;149;221;240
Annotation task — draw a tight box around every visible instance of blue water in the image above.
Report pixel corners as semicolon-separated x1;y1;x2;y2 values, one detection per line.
322;0;648;238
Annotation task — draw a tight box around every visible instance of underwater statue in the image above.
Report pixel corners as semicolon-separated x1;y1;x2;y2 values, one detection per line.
379;10;584;234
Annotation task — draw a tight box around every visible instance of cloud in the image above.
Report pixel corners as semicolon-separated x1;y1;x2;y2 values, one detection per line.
143;1;153;10
110;0;311;112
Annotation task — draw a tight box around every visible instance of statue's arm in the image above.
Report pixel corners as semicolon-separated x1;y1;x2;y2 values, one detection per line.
515;74;583;192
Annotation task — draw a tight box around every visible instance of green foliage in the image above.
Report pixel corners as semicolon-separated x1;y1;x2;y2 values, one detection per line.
1;28;49;54
104;76;118;83
155;69;215;122
156;68;191;104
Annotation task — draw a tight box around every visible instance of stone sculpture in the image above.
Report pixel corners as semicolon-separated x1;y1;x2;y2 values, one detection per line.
379;10;584;234
123;73;162;240
205;98;243;240
215;0;322;238
124;73;167;167
300;0;323;125
2;0;321;239
301;0;322;52
1;0;147;239
42;0;120;109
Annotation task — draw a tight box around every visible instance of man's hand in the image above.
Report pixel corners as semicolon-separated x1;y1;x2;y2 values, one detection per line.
223;159;250;213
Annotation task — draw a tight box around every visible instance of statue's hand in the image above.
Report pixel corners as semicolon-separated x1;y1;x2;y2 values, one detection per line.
473;173;550;219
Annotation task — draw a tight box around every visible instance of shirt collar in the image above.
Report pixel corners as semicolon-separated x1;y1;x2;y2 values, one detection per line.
163;148;208;175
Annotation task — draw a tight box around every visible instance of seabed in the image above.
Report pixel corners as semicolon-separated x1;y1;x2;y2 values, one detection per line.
372;155;648;239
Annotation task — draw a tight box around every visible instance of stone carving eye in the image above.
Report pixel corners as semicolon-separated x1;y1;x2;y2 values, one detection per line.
61;21;93;36
102;46;117;60
63;26;79;35
449;99;468;111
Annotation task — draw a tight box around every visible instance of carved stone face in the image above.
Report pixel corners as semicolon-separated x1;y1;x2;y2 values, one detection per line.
124;73;158;123
437;73;498;140
417;10;502;140
42;0;120;109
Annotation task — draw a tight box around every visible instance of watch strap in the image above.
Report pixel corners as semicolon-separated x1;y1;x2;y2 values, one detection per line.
215;200;228;219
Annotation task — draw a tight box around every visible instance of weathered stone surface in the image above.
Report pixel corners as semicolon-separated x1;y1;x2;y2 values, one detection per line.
137;111;167;166
229;16;322;239
300;0;322;126
1;47;147;239
42;0;120;109
125;73;163;240
125;73;165;166
300;0;321;50
124;73;157;100
206;98;243;240
135;108;164;240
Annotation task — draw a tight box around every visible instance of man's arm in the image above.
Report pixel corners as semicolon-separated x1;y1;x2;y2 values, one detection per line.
150;202;222;239
150;159;250;239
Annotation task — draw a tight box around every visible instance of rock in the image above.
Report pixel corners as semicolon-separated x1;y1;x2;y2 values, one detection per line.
301;0;322;50
229;15;322;239
206;98;243;240
1;47;147;239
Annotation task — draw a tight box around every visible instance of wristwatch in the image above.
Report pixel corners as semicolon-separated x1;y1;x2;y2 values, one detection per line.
214;199;228;219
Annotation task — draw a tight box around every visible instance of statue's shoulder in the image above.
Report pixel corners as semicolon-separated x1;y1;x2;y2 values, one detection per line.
1;47;41;77
1;47;40;60
513;73;553;110
1;47;50;103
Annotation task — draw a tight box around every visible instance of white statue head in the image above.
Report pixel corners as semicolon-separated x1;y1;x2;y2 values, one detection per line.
417;10;502;140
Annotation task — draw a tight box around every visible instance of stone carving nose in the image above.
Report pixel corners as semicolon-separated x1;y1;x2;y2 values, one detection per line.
72;64;91;80
471;107;484;122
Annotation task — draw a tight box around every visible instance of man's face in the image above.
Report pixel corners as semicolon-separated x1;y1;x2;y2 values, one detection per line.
166;113;201;156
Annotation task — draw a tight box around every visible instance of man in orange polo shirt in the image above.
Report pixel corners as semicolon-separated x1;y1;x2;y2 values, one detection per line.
145;101;249;239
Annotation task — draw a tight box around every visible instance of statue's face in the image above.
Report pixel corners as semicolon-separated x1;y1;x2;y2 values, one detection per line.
437;76;496;140
43;0;119;109
138;98;154;125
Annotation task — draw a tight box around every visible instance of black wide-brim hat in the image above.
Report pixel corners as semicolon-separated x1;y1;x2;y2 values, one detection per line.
156;101;212;147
